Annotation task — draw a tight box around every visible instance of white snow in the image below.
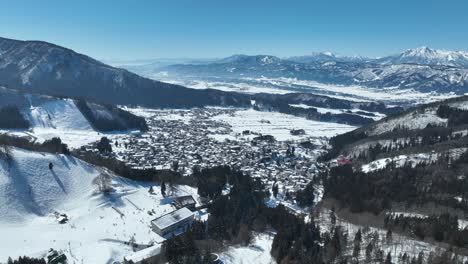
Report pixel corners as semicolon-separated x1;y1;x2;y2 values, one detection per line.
361;148;467;173
316;208;454;262
0;98;134;149
157;76;457;105
219;232;277;264
211;108;356;141
369;108;447;136
26;99;92;131
0;147;200;263
289;104;386;120
449;99;468;110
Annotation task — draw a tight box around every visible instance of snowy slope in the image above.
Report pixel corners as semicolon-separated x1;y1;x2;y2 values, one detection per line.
0;88;145;148
368;107;447;136
0;147;99;222
377;47;468;68
0;147;200;263
26;98;92;131
20;96;103;148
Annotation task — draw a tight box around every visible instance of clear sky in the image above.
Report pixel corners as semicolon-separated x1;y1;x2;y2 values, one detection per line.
1;0;467;60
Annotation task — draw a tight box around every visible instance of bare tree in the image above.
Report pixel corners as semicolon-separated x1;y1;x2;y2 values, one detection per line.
0;144;12;165
93;172;113;194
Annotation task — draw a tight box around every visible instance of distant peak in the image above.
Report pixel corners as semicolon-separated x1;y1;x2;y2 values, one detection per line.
217;54;280;64
322;51;335;57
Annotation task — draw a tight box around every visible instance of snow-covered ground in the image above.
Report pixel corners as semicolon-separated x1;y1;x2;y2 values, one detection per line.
211;108;356;141
369;107;447;136
316;208;454;262
361;148;467;173
1;98;133;149
157;77;456;104
0;147;199;263
161;79;291;95
219;232;277;264
289;104;386;121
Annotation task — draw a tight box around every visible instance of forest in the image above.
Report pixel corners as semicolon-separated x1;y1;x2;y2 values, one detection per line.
0;106;30;129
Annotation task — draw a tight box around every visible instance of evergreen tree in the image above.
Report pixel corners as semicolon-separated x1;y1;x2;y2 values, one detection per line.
352;229;362;259
385;252;392;264
272;183;279;198
161;181;166;197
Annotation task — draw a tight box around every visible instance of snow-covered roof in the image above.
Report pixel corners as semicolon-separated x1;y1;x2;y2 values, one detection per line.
151;207;194;230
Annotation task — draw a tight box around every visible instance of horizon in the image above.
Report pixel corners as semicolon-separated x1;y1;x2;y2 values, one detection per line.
3;34;466;63
1;0;467;61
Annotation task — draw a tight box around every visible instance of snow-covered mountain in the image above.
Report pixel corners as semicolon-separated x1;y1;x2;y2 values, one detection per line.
217;54;282;65
377;46;468;67
148;54;468;97
0;87;147;147
0;37;250;108
288;52;369;64
0;146;199;262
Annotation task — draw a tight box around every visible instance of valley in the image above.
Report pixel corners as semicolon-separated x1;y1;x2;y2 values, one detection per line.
1;33;468;264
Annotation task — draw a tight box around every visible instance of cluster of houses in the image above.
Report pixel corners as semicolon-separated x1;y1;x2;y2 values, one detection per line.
81;108;338;263
82;108;329;203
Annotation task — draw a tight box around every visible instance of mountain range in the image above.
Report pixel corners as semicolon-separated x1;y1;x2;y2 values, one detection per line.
2;36;468;108
289;46;468;67
0;37;249;108
131;47;468;97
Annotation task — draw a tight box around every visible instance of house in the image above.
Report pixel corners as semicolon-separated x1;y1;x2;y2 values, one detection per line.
172;195;197;210
151;207;195;236
336;155;352;165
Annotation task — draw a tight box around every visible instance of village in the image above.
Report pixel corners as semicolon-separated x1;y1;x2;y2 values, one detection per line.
82;108;329;204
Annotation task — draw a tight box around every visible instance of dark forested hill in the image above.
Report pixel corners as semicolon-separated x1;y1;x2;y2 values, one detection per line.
0;37;250;108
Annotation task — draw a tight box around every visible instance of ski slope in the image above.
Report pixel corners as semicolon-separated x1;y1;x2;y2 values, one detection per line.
26;98;92;131
23;98;105;148
0;147;199;263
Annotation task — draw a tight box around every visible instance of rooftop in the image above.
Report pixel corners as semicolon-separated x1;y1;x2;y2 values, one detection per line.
151;207;194;230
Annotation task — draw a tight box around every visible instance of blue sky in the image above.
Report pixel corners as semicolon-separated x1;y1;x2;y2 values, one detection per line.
1;0;467;60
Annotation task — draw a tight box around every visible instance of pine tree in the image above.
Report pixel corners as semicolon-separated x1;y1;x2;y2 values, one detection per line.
353;229;362;259
385;252;392;264
161;181;166;197
272;184;279;198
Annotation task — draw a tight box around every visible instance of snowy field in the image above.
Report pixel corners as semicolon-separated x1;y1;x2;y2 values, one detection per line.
157;77;456;104
219;233;277;264
289;104;386;121
211;108;356;141
0;147;200;263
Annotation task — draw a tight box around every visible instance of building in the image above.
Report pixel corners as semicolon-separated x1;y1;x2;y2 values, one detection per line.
151;207;195;236
172;195;197;210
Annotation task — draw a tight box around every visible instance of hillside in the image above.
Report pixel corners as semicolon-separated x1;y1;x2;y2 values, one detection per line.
0;37;250;108
138;52;468;101
312;95;468;259
0;146;199;263
0;87;147;148
376;46;468;68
